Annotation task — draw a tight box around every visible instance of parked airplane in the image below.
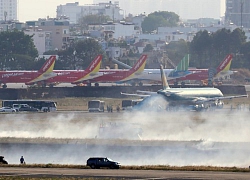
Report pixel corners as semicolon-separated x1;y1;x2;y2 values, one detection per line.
132;54;190;85
44;55;102;87
122;64;247;111
0;55;57;88
83;54;148;86
171;54;235;86
87;54;190;86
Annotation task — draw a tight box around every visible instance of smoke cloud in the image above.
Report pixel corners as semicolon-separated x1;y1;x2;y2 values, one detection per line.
0;105;250;167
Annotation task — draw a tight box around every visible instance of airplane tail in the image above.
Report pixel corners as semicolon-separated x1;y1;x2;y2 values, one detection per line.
160;65;170;90
73;55;102;83
84;55;102;74
175;54;190;71
128;54;147;75
215;54;233;75
168;54;190;78
38;55;56;74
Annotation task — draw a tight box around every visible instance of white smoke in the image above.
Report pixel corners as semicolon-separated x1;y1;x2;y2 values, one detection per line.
0;105;250;167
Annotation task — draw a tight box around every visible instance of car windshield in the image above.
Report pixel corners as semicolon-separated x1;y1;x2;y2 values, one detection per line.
106;158;113;161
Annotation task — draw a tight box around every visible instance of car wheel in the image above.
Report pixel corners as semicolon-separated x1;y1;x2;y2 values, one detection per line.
90;164;96;169
2;160;8;164
110;165;115;169
12;110;15;112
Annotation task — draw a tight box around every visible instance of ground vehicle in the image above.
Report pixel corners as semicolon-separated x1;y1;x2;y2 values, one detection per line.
2;100;57;112
0;107;16;112
86;157;120;169
17;104;39;112
122;99;143;110
88;100;105;112
0;156;8;164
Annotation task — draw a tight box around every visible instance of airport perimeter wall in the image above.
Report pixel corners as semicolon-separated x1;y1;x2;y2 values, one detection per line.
0;85;247;100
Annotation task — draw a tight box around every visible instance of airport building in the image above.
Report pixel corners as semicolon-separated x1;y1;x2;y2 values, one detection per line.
0;0;17;21
225;0;250;28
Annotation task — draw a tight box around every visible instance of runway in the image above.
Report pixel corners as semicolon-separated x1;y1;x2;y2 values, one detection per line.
0;167;249;179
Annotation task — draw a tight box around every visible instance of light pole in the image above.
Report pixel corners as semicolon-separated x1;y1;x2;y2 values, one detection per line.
240;0;243;29
73;50;76;70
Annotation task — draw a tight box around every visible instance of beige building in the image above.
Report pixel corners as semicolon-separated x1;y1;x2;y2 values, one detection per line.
40;25;70;50
26;19;71;52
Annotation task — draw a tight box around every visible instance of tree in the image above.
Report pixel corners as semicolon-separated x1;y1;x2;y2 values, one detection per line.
189;28;247;69
78;14;112;33
0;30;38;70
141;11;179;33
190;30;212;67
230;28;246;52
56;38;105;70
143;44;153;52
238;42;250;68
164;40;189;64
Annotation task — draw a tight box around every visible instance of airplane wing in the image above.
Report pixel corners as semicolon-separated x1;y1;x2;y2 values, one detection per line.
121;92;150;98
137;90;183;98
207;94;248;101
192;94;248;103
137;90;157;95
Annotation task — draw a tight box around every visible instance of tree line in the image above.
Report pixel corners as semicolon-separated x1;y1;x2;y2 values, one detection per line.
189;28;250;69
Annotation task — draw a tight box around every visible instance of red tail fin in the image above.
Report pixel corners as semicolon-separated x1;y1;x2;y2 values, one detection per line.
38;56;56;74
129;55;147;74
216;54;233;74
84;55;102;74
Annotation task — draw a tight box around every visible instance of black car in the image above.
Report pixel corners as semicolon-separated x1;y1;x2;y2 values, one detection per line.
0;156;8;164
86;157;120;169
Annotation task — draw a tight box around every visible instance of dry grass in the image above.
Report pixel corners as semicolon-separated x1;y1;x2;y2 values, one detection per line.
0;164;249;173
0;177;112;180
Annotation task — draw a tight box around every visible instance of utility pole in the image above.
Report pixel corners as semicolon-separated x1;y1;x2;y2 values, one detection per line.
4;11;7;22
240;0;243;29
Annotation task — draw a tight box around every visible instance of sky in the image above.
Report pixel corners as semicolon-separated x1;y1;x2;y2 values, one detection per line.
18;0;225;22
18;0;93;22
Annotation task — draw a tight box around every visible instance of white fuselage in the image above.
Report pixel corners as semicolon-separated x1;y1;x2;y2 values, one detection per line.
135;69;175;82
158;87;223;100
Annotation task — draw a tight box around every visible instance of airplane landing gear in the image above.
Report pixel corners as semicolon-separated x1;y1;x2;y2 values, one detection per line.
87;83;92;87
49;84;54;88
42;84;46;88
94;83;99;87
